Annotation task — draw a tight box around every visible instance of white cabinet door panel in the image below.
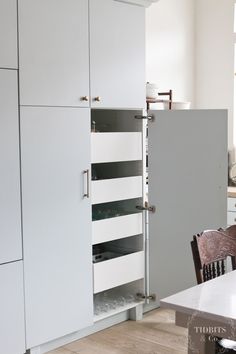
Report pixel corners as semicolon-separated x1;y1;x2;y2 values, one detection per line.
0;261;25;354
0;69;22;264
90;0;146;109
0;0;17;68
18;0;89;107
148;110;227;307
21;107;93;348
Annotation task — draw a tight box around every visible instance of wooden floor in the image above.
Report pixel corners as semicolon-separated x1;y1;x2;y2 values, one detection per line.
47;309;188;354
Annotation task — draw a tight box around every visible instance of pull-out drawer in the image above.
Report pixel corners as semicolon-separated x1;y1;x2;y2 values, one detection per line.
227;211;236;226
91;176;142;204
92;213;143;244
227;197;236;212
91;133;142;163
93;251;144;293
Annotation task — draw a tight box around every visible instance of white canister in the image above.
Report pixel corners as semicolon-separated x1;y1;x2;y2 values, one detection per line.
146;82;159;99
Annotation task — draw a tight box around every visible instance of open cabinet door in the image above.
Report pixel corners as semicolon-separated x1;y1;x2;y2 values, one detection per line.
146;109;227;310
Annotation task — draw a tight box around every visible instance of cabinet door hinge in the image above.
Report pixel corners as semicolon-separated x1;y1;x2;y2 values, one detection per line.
136;204;156;213
134;114;155;122
136;293;156;301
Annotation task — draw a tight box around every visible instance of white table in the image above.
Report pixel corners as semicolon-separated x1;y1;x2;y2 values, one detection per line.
160;270;236;354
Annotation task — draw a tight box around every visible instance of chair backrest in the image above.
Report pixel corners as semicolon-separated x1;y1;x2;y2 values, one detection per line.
191;225;236;284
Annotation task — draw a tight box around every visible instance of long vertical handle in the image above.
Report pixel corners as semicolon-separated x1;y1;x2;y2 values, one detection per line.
83;169;90;198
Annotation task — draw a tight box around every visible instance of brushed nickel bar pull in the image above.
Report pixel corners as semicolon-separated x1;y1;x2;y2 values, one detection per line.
83;169;90;198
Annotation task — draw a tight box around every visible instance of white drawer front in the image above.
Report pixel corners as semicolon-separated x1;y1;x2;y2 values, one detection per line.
92;213;143;245
228;198;236;212
91;132;142;163
91;176;142;204
227;211;236;226
93;251;144;293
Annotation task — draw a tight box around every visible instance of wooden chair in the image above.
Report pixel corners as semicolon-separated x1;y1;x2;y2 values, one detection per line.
191;225;236;353
191;225;236;284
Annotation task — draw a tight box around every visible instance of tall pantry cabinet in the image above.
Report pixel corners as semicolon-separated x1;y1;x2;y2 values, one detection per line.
0;1;25;354
18;0;146;350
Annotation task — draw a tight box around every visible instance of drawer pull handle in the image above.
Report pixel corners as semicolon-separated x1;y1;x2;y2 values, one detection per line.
94;96;101;102
81;96;89;101
234;218;236;222
234;204;236;208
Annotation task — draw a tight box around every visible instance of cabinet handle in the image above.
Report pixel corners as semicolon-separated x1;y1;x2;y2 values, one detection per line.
83;169;90;198
234;204;236;208
81;96;89;101
234;218;236;222
94;96;101;102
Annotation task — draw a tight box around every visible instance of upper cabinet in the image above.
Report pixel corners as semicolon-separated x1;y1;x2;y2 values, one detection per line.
18;0;90;107
0;0;18;68
18;0;146;109
89;0;146;109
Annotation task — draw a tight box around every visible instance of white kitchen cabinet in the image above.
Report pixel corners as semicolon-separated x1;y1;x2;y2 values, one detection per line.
0;69;22;265
90;0;145;109
0;261;25;354
21;106;93;348
18;0;145;109
13;1;228;351
147;109;227;308
0;0;17;68
18;0;90;107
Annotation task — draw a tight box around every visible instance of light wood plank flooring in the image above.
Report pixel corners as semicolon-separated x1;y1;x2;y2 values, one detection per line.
47;309;188;354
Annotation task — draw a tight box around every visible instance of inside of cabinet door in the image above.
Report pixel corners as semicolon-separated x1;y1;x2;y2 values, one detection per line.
146;109;227;310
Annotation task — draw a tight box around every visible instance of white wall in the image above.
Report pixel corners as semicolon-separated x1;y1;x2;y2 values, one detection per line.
146;0;235;152
146;0;195;107
195;0;235;152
